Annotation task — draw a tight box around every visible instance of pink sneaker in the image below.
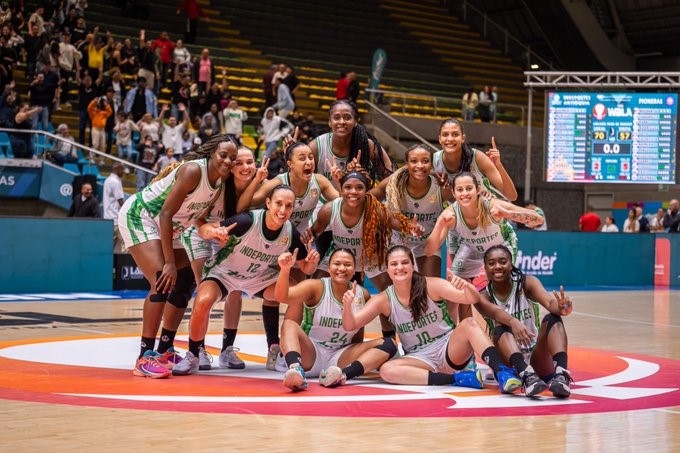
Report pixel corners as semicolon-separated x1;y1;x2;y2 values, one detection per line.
157;347;183;370
133;351;171;379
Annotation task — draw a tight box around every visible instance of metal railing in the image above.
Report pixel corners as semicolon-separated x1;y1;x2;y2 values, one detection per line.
365;88;526;126
364;99;438;152
0;127;156;177
447;0;556;71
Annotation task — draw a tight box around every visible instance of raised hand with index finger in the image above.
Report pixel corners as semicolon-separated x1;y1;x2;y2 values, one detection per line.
278;247;298;271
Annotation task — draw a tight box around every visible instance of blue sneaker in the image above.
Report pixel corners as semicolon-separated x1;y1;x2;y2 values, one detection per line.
496;365;521;394
453;369;484;389
283;363;308;392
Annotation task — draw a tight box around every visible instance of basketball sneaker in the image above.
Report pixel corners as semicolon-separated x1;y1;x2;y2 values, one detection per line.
549;366;573;398
453;369;484;389
464;355;478;372
274;352;287;372
218;346;246;369
157;347;183;370
496;365;522;394
133;350;171;379
172;350;199;376
266;344;281;371
283;363;308;392
520;366;548;397
198;347;213;371
319;366;346;388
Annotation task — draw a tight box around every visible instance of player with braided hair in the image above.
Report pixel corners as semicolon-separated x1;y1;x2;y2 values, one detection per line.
475;245;574;397
304;169;415;289
118;134;238;379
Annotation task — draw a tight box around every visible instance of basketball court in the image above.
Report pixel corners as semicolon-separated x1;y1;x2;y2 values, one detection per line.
1;287;679;451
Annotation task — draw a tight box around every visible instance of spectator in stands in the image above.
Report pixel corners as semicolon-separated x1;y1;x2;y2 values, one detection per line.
48;123;78;166
220;99;247;145
151;31;174;90
136;30;158;92
259;106;292;159
0;34;18;94
160;102;189;154
346;71;359;103
206;69;229;110
193;47;214;96
24;24;47;81
201;102;219;128
490;86;499;123
266;149;286;179
57;31;80;107
124;76;157;122
173;39;191;70
70;16;88;48
170;65;191;119
262;64;276;108
663;199;680;233
282;65;300;102
60;5;79;35
68;182;100;217
136;135;161;190
78;73;101;145
198;112;218;143
104;161;126;253
335;71;348;100
179;129;195;156
88;94;113;153
2;25;24;56
634;205;650;233
622;208;639;233
137;112;161;143
461;86;478;122
524;200;547;231
478;85;492;122
28;5;48;36
579;205;601;232
29;64;58;130
272;78;294;119
11;102;37;158
650;208;666;233
103;87;117;154
600;216;619;233
119;37;137;75
176;0;207;44
86;30;109;82
114;110;138;161
271;63;287;87
0;2;11;26
103;69;126;115
0;83;17;128
153;146;177;173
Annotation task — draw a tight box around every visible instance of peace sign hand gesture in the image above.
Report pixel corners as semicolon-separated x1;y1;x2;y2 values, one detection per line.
255;156;270;183
346;149;363;173
282;126;300;150
325;155;342;185
553;285;573;316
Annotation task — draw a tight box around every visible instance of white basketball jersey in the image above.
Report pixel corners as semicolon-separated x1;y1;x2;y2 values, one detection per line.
389;175;443;249
432;149;506;199
203;209;293;281
276;172;322;233
301;277;366;350
328;197;364;267
386;285;454;354
487;281;541;352
451;200;516;254
315;133;349;180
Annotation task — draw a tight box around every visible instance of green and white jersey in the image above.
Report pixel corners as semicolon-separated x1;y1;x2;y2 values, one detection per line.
432;149;506;200
301;277;366;350
451;199;516;254
315;133;348;181
276;172;322;233
203;209;293;281
386;285;454;354
390;175;444;255
486;281;541;353
135;158;222;238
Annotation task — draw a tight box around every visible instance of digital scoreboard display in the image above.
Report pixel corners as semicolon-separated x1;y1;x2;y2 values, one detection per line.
545;92;677;183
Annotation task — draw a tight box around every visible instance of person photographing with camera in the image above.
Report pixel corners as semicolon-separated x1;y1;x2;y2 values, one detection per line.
88;94;113;154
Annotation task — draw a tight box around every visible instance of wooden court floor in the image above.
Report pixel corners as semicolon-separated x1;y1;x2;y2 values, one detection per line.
1;288;680;452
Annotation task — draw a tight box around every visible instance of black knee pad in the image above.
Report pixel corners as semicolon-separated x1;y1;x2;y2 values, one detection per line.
542;313;563;334
149;292;168;303
375;337;398;358
167;267;196;309
493;324;513;343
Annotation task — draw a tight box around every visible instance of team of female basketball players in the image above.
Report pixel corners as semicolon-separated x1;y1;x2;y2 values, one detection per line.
119;100;574;398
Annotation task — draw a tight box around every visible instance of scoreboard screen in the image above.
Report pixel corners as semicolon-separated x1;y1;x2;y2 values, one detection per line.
545;92;677;183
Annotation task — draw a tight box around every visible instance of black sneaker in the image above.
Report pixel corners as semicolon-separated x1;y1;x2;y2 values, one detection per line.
520;366;548;397
549;366;573;398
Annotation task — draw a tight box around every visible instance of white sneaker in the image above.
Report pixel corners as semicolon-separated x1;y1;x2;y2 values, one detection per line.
283;363;307;392
218;346;245;369
319;366;346;388
266;344;280;371
274;352;287;372
172;351;199;376
198;347;212;370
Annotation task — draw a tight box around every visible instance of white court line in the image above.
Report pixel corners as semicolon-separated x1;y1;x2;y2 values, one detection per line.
60;327;113;335
653;408;680;415
572;311;680;329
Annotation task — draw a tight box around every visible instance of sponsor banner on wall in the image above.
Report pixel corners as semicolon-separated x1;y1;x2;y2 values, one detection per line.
39;162;75;210
0;159;42;197
114;254;150;290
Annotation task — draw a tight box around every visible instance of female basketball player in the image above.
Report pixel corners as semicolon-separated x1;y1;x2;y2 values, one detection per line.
172;146;269;371
118;134;237;378
274;248;397;391
477;245;573;397
171;185;320;375
425;172;543;280
341;246;521;392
